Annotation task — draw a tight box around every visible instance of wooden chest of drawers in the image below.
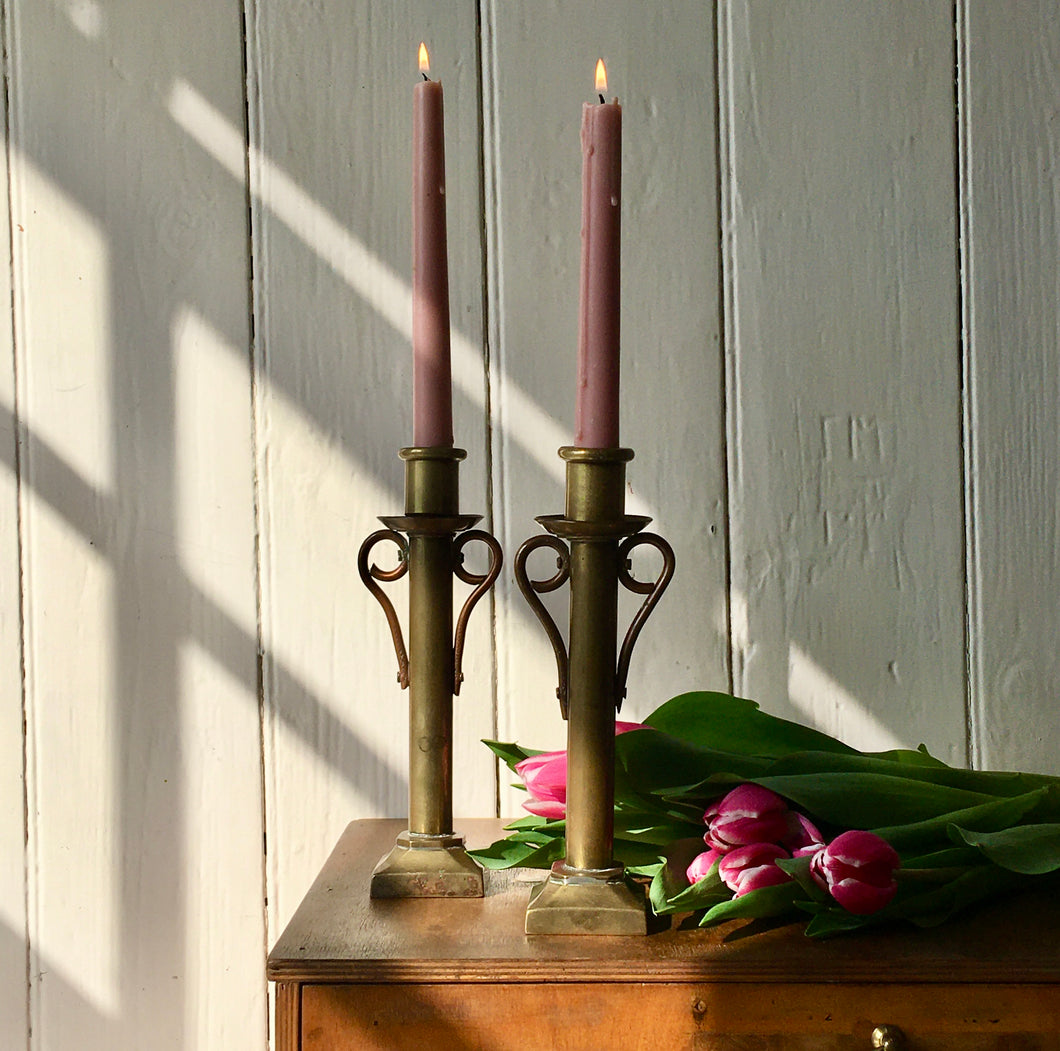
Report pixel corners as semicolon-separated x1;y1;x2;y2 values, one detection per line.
268;820;1060;1049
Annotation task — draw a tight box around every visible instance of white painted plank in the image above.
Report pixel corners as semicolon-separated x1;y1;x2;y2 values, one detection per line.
0;17;27;1041
9;2;264;1048
248;1;494;934
723;2;966;758
485;1;729;813
962;1;1060;773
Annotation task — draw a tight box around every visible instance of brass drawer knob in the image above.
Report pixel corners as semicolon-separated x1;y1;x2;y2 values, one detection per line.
871;1025;906;1050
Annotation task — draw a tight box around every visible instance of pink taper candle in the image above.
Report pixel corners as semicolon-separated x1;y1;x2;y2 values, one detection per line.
575;59;622;449
412;43;454;447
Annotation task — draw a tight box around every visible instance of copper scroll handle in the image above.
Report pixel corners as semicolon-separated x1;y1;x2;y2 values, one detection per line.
452;529;504;695
615;532;675;711
358;528;410;688
513;534;571;718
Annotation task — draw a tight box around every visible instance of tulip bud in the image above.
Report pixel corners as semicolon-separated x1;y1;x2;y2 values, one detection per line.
718;842;792;897
783;812;826;858
810;830;900;915
514;750;567;819
513;722;644;819
685;848;723;885
703;784;792;852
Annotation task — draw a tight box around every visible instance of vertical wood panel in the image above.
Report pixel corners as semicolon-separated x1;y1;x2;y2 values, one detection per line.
0;6;27;1036
962;1;1060;773
485;1;728;809
9;1;264;1047
248;1;493;937
723;1;966;758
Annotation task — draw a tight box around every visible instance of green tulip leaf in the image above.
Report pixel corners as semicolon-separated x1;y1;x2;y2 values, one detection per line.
890;865;1020;927
649;838;725;915
765;750;1058;799
500;815;564;833
775;854;828;901
645;691;858;757
752;772;999;828
482;738;541;771
615;727;772;795
899;845;983;870
698;881;805;927
804;908;878;938
612;811;703;847
469;834;564;870
872;787;1054;852
950;823;1060;874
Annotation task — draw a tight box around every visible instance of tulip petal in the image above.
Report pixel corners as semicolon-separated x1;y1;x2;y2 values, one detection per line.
522;798;567;819
686;849;723;884
829;876;897;915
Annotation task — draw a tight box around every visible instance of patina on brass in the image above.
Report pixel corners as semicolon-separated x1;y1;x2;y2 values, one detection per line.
516;446;675;934
359;447;502;898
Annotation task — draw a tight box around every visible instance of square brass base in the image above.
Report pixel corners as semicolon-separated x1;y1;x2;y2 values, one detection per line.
524;861;649;935
369;830;485;898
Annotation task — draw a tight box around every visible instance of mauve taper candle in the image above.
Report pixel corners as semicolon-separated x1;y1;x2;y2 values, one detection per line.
411;43;454;448
574;59;622;449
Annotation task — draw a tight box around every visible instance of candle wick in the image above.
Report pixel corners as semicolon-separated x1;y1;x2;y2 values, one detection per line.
422;71;430;82
598;93;605;104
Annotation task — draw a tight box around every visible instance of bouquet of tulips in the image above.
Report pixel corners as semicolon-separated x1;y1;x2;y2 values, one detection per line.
472;691;1060;937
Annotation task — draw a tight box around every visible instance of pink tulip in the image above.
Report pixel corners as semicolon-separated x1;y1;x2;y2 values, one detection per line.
718;842;793;897
810;830;900;915
514;750;567;818
703;784;792;852
783;813;826;858
513;723;642;818
685;848;723;885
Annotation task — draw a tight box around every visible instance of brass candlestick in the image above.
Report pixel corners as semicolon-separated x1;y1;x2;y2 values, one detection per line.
514;447;674;933
358;447;502;897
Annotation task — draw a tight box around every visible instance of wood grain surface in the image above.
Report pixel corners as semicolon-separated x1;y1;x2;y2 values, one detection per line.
301;982;1060;1051
269;821;1060;986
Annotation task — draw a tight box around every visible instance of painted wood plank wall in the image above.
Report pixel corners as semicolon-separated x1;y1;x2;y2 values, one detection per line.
723;0;966;760
0;3;1057;1049
6;1;265;1048
0;14;27;1040
962;0;1060;774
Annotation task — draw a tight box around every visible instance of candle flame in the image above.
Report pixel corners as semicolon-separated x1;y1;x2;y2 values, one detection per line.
418;42;430;75
594;58;607;93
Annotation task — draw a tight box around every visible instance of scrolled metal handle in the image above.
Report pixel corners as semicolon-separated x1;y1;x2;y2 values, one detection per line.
358;529;410;688
514;534;571;718
452;529;503;695
615;532;675;711
871;1025;906;1050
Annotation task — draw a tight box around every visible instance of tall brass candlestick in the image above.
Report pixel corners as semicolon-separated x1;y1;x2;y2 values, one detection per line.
515;447;674;933
359;447;501;897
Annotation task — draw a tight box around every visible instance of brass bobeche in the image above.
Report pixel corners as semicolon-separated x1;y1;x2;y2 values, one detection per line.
358;447;502;897
515;446;674;933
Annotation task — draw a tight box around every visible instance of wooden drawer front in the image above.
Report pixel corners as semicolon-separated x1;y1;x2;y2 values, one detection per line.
300;982;1060;1050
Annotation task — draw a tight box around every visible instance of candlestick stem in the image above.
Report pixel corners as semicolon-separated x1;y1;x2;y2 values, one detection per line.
515;447;674;933
358;447;502;897
407;529;454;834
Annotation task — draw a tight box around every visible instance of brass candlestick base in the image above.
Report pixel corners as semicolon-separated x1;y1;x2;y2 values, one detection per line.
515;447;674;934
370;831;484;898
359;447;502;898
525;860;649;935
